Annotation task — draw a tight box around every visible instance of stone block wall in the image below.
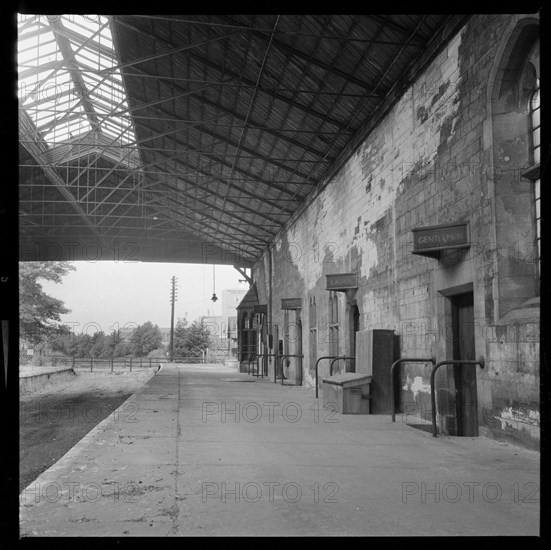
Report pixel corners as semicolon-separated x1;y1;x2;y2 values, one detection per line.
250;14;539;449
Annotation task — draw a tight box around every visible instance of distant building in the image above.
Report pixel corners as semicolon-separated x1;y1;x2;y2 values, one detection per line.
199;289;247;339
221;289;248;321
198;289;247;360
199;316;225;341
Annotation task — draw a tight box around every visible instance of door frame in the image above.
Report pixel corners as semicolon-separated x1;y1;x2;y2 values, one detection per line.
450;291;478;436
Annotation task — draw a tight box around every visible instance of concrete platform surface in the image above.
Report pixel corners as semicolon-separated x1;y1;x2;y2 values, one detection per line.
20;364;540;537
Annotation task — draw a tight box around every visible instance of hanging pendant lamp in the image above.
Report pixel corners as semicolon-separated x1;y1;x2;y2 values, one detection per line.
211;264;218;302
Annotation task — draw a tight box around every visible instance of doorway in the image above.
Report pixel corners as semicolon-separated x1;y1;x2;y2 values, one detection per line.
348;305;360;373
450;292;478;436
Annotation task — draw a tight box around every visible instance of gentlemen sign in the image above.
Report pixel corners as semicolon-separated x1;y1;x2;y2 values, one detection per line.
281;298;302;310
253;304;268;314
326;273;358;291
412;222;470;256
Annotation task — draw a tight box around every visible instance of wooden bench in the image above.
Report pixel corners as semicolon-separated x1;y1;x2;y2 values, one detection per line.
321;373;372;414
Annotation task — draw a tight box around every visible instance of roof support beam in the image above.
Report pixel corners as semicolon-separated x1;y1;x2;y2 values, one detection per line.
111;22;330;158
20;16;111;118
145;195;270;249
214;14;281;233
146;183;281;238
18;60;63;81
150;183;279;236
189;92;328;158
126;29;352;132
102;31;239;74
216;15;384;94
18;109;109;247
146;165;284;227
234;266;253;286
105;199;266;256
123;15;422;46
114;86;316;181
107;72;370;97
367;15;426;44
151;150;294;215
47;16;101;128
17;14;39;34
71;117;217;200
43;23;117;59
142;130;302;201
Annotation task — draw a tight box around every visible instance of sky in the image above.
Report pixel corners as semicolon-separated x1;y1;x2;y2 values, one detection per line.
40;261;249;335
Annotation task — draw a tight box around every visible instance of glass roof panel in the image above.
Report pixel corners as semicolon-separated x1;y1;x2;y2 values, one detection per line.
18;13;138;165
62;17;98;40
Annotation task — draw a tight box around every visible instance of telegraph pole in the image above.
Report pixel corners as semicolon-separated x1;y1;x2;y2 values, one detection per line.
169;276;178;362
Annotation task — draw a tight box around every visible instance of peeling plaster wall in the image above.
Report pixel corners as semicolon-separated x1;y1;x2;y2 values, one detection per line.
251;14;539;449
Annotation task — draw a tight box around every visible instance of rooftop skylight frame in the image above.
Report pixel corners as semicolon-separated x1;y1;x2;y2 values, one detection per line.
18;13;139;169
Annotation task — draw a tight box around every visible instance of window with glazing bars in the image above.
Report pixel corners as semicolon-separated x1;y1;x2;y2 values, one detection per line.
530;83;540;276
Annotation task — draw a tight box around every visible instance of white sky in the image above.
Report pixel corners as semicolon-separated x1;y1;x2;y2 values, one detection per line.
40;261;249;334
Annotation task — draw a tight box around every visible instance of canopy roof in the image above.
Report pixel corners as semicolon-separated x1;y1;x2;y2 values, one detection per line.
18;13;468;265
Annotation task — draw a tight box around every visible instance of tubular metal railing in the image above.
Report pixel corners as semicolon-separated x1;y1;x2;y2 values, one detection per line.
314;356;345;398
250;353;278;380
329;356;355;376
247;353;260;376
273;354;284;383
279;354;304;386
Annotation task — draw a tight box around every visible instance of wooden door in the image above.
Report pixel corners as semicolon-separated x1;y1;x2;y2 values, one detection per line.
451;293;478;436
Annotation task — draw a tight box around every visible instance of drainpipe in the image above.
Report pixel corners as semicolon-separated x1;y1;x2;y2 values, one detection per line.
268;245;273;377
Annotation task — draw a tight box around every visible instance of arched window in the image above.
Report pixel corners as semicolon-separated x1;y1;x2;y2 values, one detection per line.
530;84;540;164
529;83;540;275
487;19;539;316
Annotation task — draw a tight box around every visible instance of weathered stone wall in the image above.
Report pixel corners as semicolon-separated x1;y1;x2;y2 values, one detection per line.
251;14;539;448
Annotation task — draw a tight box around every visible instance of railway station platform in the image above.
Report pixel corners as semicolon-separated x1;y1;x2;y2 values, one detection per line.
19;363;540;537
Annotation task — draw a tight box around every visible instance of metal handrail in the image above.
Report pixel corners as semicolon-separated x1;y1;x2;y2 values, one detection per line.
253;353;278;381
279;354;304;386
272;354;285;383
258;352;277;378
260;351;274;378
329;356;355;376
314;356;343;398
248;354;259;376
390;357;436;422
256;353;263;378
430;357;485;437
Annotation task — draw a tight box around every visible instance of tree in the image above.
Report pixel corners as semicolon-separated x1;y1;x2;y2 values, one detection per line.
69;333;93;358
129;321;163;357
49;328;129;358
174;318;211;358
19;261;76;346
89;331;107;358
103;329;131;358
102;329;121;358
